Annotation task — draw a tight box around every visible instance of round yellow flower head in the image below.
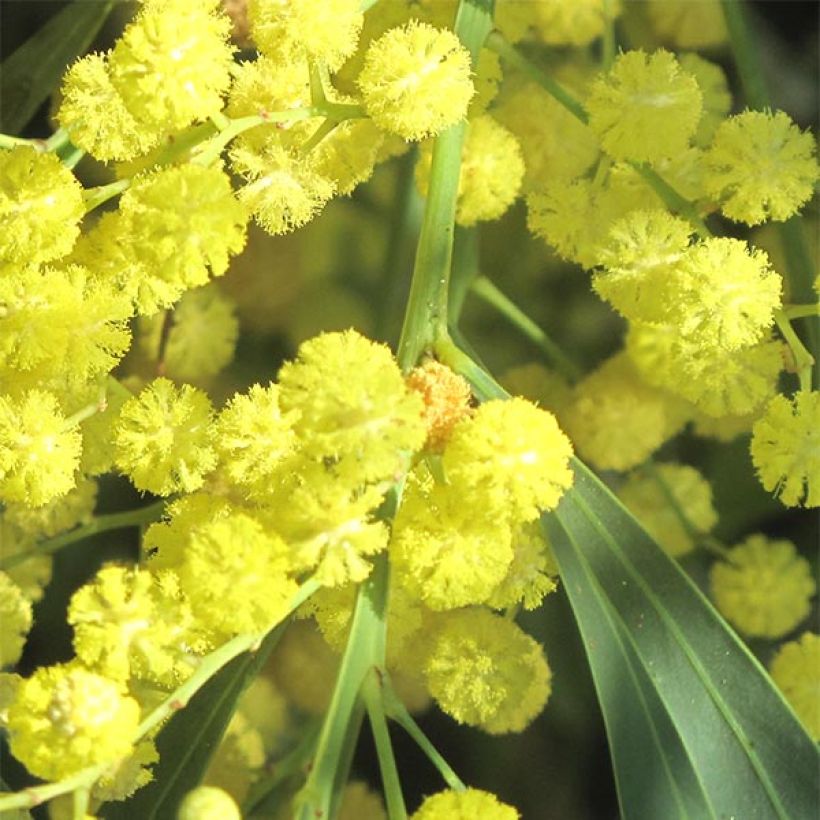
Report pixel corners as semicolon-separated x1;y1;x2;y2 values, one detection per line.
58;52;161;162
277;330;426;485
358;21;474;141
443;397;574;522
710;534;816;639
405;359;473;452
203;711;265;804
0;390;81;508
391;469;514;610
7;663;140;781
338;781;387;820
216;382;298;491
645;0;727;49
750;391;820;508
416;115;525;226
0;146;84;264
586;49;702;164
120;164;248;316
109;1;234;131
677;53;731;147
563;353;689;472
178;785;241;820
249;0;363;71
412;787;519;820
500;363;572;417
114;378;217;496
4;475;96;539
592;209;693;324
0;572;32;668
617;463;718;557
769;632;820;741
704;110;818;226
425;608;551;734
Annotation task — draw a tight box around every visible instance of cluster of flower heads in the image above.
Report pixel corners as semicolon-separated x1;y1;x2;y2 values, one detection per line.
0;329;574;804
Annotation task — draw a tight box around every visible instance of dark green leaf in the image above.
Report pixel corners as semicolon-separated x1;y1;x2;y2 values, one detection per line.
101;625;284;820
546;458;818;820
0;1;114;134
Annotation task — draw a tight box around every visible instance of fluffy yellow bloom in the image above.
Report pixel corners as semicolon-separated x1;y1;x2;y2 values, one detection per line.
592;209;693;323
499;363;572;417
443;398;574;522
710;535;815;639
416;115;525;226
645;0;727;49
7;663;140;781
58;52;161;162
109;1;234;131
0;146;84;264
0;572;32;668
769;632;820;740
203;712;265;804
0;390;81;507
278;330;426;485
358;21;474;141
677;53;732;147
412;787;519;820
3;475;96;538
178;786;241;820
338;781;387;820
704;110;818;226
751;391;820;508
249;0;363;71
425;608;551;734
391;468;514;610
563;353;689;472
586;49;702;164
114;378;217;496
92;737;158;803
617;463;718;557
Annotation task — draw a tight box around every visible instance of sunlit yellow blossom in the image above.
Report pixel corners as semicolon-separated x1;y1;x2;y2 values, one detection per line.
412;787;519;820
769;632;820;740
0;572;32;668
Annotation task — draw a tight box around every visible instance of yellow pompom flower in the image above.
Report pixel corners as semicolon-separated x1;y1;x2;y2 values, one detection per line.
175;512;296;639
769;632;820;740
592;209;693;323
645;0;727;49
416;115;524;226
390;469;514;610
3;476;96;539
563;353;689;472
203;712;265;804
358;21;474;141
7;663;140;781
710;535;816;639
0;146;84;264
425;608;551;734
138;284;238;385
278;330;426;485
120;164;248;315
704;110;818;225
405;359;473;452
586;49;702;164
216;383;298;491
750;391;820;508
677;53;732;147
249;0;362;71
0;390;81;508
58;52;161;162
499;363;572;418
338;781;387;820
178;786;242;820
412;787;519;820
109;1;234;132
617;463;718;557
0;572;32;668
671;238;782;351
443;398;574;523
114;378;217;496
529;0;622;47
69;564;200;687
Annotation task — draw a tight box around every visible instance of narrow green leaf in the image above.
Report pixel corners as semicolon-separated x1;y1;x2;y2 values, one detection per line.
0;0;114;134
547;459;818;820
102;625;284;820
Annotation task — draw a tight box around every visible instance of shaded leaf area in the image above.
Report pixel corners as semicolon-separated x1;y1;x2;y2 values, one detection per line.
102;624;285;820
0;0;113;134
545;458;818;820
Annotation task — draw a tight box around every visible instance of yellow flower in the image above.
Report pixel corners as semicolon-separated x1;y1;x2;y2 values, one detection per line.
769;632;820;740
411;787;519;819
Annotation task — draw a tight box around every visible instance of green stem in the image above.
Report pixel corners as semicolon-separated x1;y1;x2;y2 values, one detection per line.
470;275;582;381
0;133;38;149
82;178;131;213
784;304;820;320
0;500;167;571
601;0;617;70
363;671;407;820
0;580;319;813
629;164;712;238
435;335;509;402
397;0;495;370
774;308;814;393
382;681;466;792
448;226;480;327
719;0;768;109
